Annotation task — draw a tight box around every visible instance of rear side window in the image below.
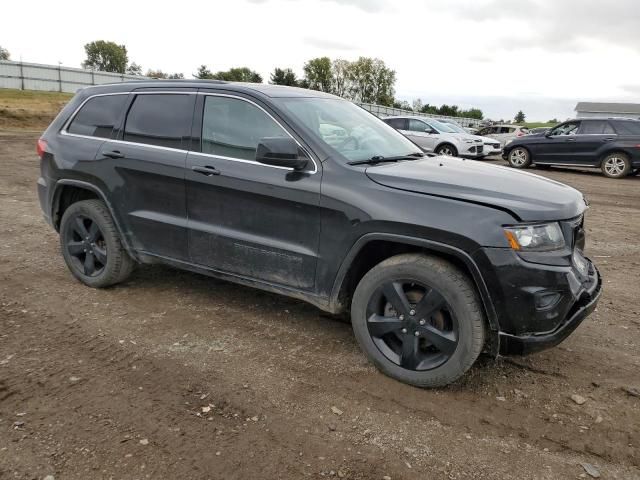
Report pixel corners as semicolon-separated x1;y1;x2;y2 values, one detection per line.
124;94;193;149
202;96;288;160
580;120;615;134
67;94;127;138
612;121;640;135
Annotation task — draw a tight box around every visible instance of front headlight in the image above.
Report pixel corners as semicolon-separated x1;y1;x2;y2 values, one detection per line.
503;223;565;251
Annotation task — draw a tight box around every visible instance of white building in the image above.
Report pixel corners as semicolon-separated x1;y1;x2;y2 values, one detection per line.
575;102;640;120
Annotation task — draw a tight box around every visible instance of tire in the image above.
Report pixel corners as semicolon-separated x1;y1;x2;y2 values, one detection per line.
435;144;458;157
59;199;135;288
351;253;485;388
508;147;531;168
601;153;631;178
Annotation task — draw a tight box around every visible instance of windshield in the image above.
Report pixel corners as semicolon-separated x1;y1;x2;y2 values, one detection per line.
428;119;458;134
440;121;466;134
276;98;421;162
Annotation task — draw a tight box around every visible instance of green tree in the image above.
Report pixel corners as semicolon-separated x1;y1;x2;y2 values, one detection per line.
0;46;10;61
126;62;143;75
269;67;298;86
194;65;214;79
548;118;559;124
348;57;395;106
211;67;262;83
460;108;484;120
303;57;333;92
331;59;351;98
167;72;184;79
82;40;128;73
514;110;526;123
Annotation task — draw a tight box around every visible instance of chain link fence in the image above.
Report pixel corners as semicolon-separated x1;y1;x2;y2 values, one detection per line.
0;60;149;93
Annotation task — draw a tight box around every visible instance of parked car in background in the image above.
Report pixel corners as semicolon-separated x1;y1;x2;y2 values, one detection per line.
476;124;529;147
439;119;502;157
502;118;640;178
37;80;601;387
528;127;551;135
383;116;484;158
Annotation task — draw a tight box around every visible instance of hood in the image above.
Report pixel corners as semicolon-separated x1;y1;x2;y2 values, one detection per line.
477;135;500;144
365;157;587;221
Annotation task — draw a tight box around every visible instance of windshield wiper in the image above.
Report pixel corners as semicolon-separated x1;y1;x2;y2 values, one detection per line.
347;152;424;166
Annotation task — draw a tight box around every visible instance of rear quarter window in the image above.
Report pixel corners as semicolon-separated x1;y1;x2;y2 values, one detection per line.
67;94;128;138
612;121;640;135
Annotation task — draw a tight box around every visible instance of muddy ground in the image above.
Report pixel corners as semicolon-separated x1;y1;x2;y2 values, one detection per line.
1;131;639;480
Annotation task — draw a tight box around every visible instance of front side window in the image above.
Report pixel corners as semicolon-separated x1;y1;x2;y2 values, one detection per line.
550;122;580;136
124;94;193;149
67;94;127;138
408;119;428;132
276;98;422;162
202;96;288;160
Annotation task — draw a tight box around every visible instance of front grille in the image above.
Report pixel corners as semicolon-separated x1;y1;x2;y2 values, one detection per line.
563;215;585;252
477;145;484;153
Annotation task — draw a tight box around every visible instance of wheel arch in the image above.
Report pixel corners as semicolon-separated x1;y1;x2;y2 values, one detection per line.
598;148;631;167
52;179;138;259
328;233;500;348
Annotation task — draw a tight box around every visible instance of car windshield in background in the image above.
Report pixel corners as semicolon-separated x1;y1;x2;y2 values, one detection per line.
276;98;421;162
429;119;458;134
441;122;466;134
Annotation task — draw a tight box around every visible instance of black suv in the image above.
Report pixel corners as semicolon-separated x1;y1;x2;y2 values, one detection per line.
37;81;602;387
502;118;640;178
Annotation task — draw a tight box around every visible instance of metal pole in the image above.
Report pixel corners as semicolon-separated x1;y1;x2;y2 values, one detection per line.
58;64;62;92
19;61;24;90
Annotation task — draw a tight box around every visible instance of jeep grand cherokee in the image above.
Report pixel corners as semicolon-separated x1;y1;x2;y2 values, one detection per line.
36;81;602;387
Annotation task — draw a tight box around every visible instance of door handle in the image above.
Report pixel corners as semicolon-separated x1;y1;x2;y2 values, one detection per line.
603;137;616;142
103;150;125;159
565;138;577;142
192;165;221;176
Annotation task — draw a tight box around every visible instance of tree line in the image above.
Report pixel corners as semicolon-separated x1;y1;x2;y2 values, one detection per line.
0;41;487;120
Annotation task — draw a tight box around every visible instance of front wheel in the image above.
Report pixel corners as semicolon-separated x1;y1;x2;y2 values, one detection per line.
508;147;531;168
435;144;458;157
601;153;631;178
351;254;485;388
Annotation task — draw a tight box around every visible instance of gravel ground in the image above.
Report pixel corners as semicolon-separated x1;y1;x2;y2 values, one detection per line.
1;131;639;480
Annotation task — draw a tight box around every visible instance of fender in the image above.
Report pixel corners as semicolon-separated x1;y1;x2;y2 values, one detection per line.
328;232;499;333
52;179;139;260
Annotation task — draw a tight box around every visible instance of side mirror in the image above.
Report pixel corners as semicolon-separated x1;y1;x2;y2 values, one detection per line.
256;137;309;171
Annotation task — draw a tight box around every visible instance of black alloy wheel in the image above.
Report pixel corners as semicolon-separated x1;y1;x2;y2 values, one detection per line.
64;215;108;277
366;280;458;371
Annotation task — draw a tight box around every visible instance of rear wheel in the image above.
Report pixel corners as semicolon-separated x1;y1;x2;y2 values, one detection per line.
601;153;631;178
436;144;458;157
60;199;135;288
351;254;485;387
508;147;531;168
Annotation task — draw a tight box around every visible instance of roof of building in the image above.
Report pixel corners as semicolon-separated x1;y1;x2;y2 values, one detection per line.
575;102;640;114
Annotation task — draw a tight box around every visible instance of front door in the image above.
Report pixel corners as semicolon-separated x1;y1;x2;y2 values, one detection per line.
401;119;437;152
533;121;581;163
185;92;322;290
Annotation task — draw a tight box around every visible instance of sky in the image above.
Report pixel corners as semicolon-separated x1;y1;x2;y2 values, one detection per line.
3;0;640;121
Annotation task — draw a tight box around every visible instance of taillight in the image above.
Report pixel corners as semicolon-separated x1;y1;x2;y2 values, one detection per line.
36;138;47;158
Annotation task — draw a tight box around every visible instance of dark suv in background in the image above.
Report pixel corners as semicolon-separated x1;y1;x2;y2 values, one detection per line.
37;81;601;387
502;118;640;178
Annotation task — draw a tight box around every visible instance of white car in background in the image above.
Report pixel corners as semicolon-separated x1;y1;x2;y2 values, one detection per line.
438;119;502;157
382;116;484;158
475;124;530;147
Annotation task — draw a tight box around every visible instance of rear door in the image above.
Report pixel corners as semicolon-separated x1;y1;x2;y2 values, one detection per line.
572;120;617;165
97;91;196;261
185;91;322;290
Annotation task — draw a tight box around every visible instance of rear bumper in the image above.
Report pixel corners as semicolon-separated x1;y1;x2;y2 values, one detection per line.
498;264;602;355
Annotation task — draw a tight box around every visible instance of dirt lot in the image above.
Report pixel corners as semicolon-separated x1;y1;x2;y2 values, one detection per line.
1;131;639;480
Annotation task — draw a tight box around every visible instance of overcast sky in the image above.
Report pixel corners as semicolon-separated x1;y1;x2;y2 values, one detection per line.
3;0;640;120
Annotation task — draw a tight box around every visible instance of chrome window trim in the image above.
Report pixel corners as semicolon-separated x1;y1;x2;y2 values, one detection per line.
60;90;318;174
